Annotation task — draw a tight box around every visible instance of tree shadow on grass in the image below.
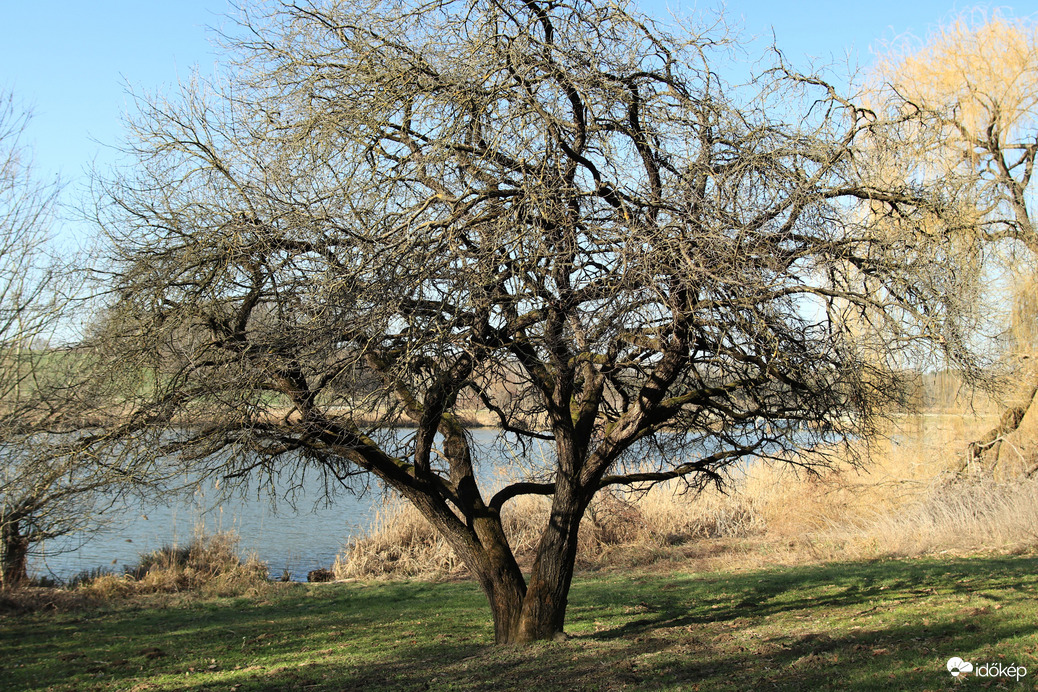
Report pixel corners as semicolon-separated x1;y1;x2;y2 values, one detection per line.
5;556;1037;691
209;556;1038;691
326;556;1036;691
163;615;1034;691
582;555;1037;636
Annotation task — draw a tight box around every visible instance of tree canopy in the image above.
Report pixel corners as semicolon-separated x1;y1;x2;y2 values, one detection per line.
87;0;981;642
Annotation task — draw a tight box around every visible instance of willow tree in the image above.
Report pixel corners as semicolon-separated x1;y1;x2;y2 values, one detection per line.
90;0;977;642
874;11;1038;472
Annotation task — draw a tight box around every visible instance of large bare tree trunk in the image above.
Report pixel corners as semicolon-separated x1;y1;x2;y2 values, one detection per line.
512;485;586;643
399;485;537;644
454;485;586;644
513;529;580;640
468;516;530;644
450;509;582;644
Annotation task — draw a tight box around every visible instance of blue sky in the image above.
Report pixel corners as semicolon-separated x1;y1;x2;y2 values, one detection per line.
0;0;1019;240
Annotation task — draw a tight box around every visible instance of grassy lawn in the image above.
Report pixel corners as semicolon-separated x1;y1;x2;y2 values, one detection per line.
2;555;1037;691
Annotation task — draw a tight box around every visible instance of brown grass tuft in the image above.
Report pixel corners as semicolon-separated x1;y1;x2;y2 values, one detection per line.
78;531;269;598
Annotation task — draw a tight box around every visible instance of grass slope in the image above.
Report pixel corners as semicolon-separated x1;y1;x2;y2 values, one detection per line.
2;555;1036;691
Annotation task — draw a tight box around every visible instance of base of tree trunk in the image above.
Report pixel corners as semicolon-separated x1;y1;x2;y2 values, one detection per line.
1;529;30;588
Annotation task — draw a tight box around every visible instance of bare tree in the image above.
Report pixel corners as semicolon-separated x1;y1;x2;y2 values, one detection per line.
0;92;145;587
89;0;979;642
873;10;1038;472
0;94;77;585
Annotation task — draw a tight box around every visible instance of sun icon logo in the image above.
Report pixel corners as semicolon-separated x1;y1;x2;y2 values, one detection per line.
947;657;974;679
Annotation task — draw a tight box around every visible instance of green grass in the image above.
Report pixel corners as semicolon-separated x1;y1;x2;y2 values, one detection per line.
2;555;1037;690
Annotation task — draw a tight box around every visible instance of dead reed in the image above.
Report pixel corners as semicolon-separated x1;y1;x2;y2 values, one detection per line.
78;530;269;598
334;412;1038;579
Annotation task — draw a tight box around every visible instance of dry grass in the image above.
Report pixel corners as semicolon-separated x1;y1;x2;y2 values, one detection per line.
0;586;100;614
334;411;1038;580
77;530;270;598
1;531;271;612
333;502;468;579
803;413;1038;559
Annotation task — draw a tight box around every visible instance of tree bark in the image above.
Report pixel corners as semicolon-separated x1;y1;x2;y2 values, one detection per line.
455;486;586;644
481;559;528;644
469;514;530;644
512;484;586;643
1;519;29;588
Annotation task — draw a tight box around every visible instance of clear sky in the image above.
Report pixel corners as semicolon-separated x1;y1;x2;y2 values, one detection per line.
0;0;1023;242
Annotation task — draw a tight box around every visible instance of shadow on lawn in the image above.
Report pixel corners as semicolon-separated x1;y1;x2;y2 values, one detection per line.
224;557;1037;690
6;555;1036;691
584;555;1034;636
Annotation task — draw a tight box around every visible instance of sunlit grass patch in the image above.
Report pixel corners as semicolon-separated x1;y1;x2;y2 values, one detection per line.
3;555;1037;691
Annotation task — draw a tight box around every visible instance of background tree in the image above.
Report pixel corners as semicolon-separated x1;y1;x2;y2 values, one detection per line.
873;10;1038;472
89;0;980;642
0;92;132;587
0;93;67;585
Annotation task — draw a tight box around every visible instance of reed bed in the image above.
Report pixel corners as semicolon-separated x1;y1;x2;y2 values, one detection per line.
77;530;269;598
334;412;1038;579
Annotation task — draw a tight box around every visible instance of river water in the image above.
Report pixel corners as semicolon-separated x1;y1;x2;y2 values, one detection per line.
30;426;782;582
34;473;382;583
31;429;545;582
